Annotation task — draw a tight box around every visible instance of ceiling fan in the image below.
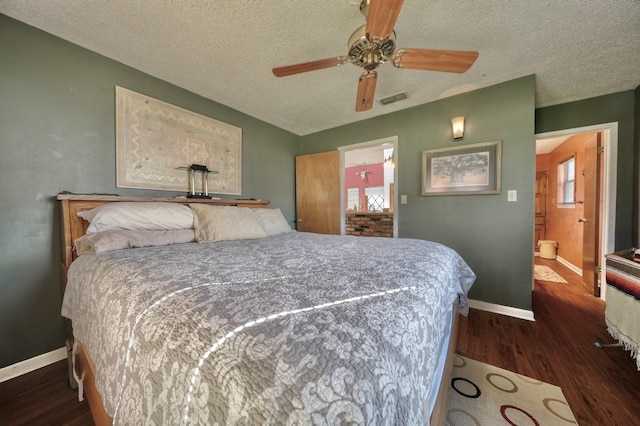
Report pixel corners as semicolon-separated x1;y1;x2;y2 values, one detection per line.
272;0;479;112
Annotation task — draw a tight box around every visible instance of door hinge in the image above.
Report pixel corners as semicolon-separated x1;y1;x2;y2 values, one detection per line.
595;265;602;274
598;146;605;154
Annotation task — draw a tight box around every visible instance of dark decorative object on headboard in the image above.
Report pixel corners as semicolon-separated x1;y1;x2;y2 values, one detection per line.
176;164;219;199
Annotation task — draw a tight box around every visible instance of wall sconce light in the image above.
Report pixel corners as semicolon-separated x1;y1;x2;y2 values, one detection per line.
451;116;465;141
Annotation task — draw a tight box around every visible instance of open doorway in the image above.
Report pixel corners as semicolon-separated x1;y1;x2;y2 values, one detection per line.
339;136;398;237
535;123;618;300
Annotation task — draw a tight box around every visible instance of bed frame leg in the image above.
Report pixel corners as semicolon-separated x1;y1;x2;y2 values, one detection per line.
66;338;78;390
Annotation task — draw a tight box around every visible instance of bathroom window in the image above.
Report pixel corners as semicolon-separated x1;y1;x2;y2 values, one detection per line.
347;188;359;211
557;155;575;206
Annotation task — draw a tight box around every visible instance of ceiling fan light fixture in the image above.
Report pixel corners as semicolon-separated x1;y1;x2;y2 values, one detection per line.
348;25;396;68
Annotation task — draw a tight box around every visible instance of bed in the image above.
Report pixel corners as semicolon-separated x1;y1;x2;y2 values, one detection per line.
58;194;476;425
604;250;640;370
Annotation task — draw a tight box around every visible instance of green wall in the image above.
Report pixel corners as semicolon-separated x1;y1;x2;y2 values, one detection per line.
299;76;537;311
0;15;298;368
535;90;636;250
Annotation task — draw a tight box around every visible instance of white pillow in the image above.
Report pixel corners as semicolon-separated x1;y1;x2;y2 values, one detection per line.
77;202;194;233
252;208;292;235
74;229;195;254
190;204;267;242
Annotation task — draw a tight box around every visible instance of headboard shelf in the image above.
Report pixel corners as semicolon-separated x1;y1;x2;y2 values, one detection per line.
57;193;268;206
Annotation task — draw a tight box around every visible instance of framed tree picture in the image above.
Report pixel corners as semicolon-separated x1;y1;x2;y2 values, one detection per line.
422;140;501;196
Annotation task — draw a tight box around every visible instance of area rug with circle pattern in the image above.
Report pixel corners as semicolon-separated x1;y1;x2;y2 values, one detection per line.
447;355;577;425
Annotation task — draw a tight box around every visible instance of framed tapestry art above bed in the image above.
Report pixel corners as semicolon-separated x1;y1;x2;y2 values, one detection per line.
116;86;242;195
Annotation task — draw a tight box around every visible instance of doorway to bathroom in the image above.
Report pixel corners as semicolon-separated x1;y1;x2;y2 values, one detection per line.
535;123;618;298
339;136;398;237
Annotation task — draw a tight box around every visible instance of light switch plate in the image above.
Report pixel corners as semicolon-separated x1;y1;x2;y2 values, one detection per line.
400;194;407;204
507;190;517;202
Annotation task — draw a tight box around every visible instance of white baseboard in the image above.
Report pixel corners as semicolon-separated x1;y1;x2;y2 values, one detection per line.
556;256;583;276
469;299;535;321
0;347;67;384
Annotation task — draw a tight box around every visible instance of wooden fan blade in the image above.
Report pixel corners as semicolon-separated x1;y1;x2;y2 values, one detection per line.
392;48;478;73
366;0;404;39
272;56;348;77
356;71;378;112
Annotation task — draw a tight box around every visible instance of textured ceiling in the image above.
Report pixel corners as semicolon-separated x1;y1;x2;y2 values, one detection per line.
2;1;639;136
536;136;570;154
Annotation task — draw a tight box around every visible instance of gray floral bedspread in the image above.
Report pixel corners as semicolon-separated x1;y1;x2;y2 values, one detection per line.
62;232;475;425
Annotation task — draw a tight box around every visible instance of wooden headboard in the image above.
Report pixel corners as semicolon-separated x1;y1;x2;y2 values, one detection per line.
57;194;270;271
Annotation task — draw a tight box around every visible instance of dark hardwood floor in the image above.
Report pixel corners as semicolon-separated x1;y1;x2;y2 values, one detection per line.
2;257;639;425
457;257;640;426
0;357;92;425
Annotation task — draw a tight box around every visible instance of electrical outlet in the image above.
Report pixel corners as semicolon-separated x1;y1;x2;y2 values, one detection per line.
507;190;517;202
400;194;407;204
